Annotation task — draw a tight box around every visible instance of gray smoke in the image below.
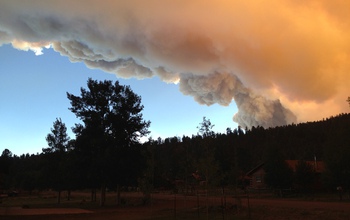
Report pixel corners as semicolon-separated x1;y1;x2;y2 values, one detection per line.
179;72;297;128
10;1;350;128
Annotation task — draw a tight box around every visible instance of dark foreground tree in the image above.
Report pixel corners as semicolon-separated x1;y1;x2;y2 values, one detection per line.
0;149;13;190
67;78;150;206
42;118;71;204
196;117;219;185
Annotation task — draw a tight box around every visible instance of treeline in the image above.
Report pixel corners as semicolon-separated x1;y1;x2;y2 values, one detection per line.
142;113;350;192
1;113;349;200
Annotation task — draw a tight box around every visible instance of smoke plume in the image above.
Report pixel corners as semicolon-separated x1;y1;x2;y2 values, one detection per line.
179;72;296;128
1;0;349;128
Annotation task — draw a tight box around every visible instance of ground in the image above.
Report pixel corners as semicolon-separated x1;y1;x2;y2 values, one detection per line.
1;190;350;219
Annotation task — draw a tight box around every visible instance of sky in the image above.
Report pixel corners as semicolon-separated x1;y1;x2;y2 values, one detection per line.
0;44;238;155
1;0;349;155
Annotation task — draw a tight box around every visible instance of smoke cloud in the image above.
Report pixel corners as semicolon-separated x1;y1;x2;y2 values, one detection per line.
1;0;349;128
179;72;297;128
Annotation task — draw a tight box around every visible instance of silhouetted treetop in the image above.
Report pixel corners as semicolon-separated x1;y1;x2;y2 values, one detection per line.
43;118;70;153
67;78;150;146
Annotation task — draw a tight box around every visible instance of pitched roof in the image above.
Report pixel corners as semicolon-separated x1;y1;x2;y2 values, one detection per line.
246;162;265;176
285;160;325;173
246;160;325;177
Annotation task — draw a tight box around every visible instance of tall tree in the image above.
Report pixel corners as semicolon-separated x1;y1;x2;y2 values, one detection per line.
0;149;13;190
67;78;150;206
42;118;71;203
196;117;218;185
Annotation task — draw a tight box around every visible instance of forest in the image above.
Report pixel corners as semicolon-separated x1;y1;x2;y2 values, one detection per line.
0;79;349;205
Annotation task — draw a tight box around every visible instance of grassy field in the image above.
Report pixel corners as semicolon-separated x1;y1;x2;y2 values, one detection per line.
1;190;350;219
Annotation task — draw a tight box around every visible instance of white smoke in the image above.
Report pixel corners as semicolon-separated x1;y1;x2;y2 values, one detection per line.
1;0;349;128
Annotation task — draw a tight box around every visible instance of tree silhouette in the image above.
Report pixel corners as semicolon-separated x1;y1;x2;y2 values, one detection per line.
43;118;70;153
67;78;150;206
0;149;13;190
197;117;215;138
196;118;218;184
42;118;71;203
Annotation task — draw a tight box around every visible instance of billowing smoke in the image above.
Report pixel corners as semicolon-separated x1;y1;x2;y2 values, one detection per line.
1;0;349;128
179;72;296;128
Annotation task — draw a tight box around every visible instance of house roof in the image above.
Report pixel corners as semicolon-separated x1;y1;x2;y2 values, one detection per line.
246;162;265;177
285;160;325;173
246;160;325;177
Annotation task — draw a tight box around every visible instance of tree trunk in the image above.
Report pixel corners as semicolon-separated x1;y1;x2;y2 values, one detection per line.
100;185;106;206
116;185;121;205
67;190;71;201
57;190;61;204
91;189;97;202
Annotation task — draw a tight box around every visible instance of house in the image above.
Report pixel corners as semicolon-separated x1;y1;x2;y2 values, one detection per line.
246;163;266;189
246;160;325;189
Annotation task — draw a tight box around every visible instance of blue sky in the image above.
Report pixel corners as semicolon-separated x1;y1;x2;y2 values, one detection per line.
0;44;238;155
